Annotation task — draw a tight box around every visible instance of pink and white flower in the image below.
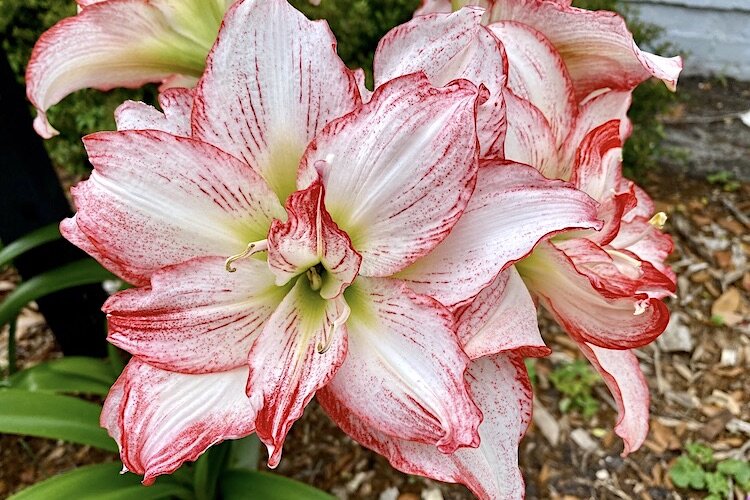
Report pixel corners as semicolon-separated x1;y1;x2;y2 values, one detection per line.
415;0;683;101
376;3;678;457
60;0;603;492
26;0;235;138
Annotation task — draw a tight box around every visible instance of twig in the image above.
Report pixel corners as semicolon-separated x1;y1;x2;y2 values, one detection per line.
720;198;750;230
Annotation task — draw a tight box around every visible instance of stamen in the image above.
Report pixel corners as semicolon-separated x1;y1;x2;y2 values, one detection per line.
649;212;667;230
307;266;323;291
317;300;351;354
225;239;268;272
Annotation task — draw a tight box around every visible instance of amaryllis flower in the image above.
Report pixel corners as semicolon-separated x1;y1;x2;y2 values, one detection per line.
515;119;676;454
61;0;603;492
374;5;678;456
415;0;683;101
26;0;234;138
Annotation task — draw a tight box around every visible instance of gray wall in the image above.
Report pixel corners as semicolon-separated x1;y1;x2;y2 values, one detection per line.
625;0;750;80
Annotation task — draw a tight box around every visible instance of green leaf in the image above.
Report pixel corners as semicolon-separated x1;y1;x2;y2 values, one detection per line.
669;456;706;489
717;459;750;489
5;357;117;395
8;462;193;500
0;223;61;269
0;389;116;451
227;435;261;471
220;470;333;500
0;259;115;328
686;442;714;465
705;471;730;497
194;441;230;500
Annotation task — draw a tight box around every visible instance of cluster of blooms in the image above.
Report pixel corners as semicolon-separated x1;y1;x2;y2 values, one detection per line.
27;0;681;497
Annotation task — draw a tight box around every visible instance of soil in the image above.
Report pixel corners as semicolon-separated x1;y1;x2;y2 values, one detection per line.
1;78;749;500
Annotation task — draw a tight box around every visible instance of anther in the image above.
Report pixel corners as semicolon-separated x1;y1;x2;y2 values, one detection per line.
317;301;351;354
225;239;268;272
649;212;667;230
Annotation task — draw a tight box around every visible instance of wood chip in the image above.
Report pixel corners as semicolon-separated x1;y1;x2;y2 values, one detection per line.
532;397;560;446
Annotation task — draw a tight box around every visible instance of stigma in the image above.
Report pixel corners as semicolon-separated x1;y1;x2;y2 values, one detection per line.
225;239;268;272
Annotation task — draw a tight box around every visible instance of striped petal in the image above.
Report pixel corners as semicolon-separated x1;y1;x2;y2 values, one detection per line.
101;359;256;485
298;73;483;277
454;267;550;359
246;279;349;468
318;277;481;454
192;0;360;201
61;130;284;286
319;353;531;500
578;343;650;456
397;162;601;307
374;8;507;157
115;88;194;136
481;0;683;99
487;21;576;145
26;0;229;137
104;256;287;373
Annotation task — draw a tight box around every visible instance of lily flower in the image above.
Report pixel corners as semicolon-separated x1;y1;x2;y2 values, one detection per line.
26;0;234;138
414;0;683;101
61;0;602;490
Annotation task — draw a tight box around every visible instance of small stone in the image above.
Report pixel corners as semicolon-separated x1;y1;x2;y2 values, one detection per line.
421;488;444;500
379;487;399;500
570;429;599;453
657;313;694;353
595;469;610;481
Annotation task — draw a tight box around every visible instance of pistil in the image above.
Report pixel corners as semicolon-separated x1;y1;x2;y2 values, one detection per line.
225;239;268;272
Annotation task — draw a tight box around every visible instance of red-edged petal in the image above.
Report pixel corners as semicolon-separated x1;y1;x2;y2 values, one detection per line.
578;343;650;456
397;162;601;307
192;0;360;201
101;359;256;485
483;0;683;99
374;8;507;157
320;353;531;500
502;90;558;178
267;179;361;299
571;120;624;203
560;89;632;168
488;21;576;145
115;88;194;136
299;73;484;277
518;240;669;349
61;130;284;286
25;0;224;137
556;238;675;300
318;277;481;453
610;216;675;283
246;279;349;468
104;256;287;373
455;267;550;359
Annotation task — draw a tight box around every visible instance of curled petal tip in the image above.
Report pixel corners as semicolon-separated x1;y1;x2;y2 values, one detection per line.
33;112;59;139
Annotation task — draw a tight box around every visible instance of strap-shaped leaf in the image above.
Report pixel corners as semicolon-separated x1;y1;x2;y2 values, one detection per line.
6;357;117;396
220;470;333;500
194;440;230;500
8;462;193;500
0;389;116;451
0;223;61;269
0;258;115;327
